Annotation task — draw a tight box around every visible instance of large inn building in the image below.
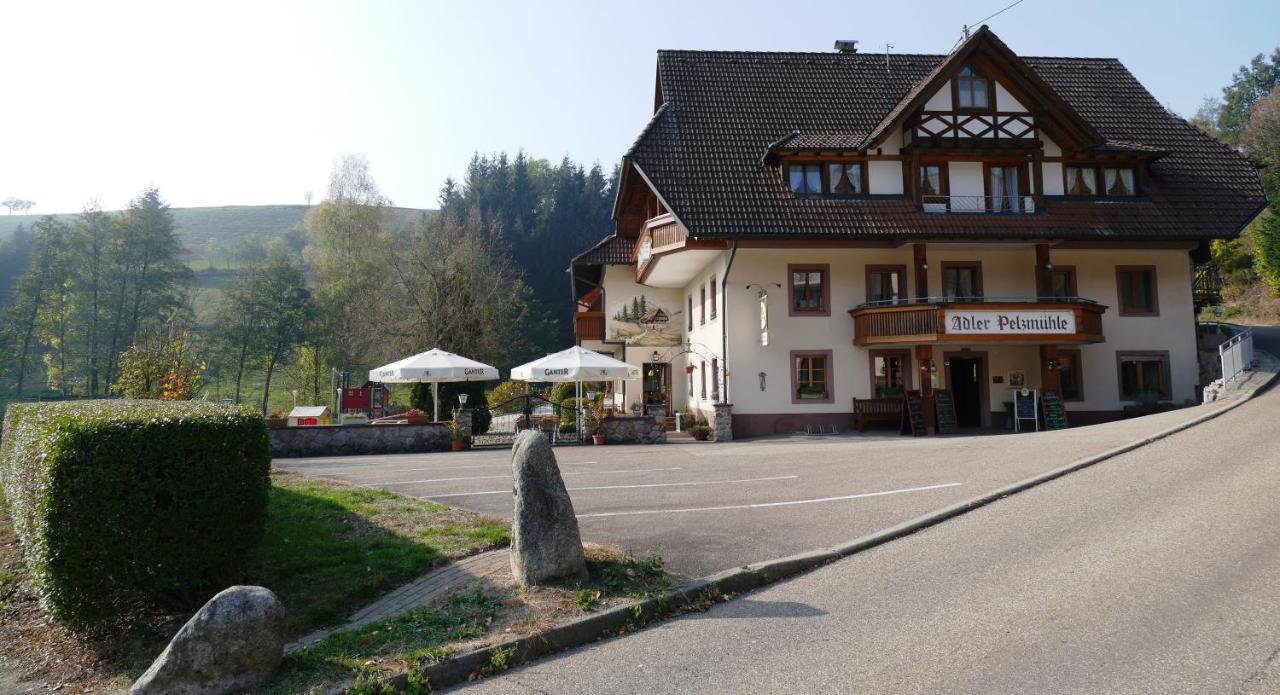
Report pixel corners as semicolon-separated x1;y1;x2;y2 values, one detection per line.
569;27;1267;437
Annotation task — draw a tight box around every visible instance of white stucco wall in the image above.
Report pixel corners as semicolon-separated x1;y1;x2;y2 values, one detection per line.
681;254;730;418
869;162;904;195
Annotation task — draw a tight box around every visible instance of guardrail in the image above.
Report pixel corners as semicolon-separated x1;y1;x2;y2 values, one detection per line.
1219;327;1254;383
921;195;1037;214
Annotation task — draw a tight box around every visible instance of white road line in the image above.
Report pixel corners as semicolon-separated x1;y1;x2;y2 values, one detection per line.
280;460;599;474
419;475;800;498
574;482;963;518
375;467;683;486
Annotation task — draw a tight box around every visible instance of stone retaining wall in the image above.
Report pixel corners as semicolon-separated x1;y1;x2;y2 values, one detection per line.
270;423;451;458
598;416;666;445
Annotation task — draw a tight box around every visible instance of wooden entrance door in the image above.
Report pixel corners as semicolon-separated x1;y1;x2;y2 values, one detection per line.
947;357;984;428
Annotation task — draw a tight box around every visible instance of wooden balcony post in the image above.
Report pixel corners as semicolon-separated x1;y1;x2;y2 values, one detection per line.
915;344;935;429
1035;243;1051;298
914;243;929;299
1040;344;1061;392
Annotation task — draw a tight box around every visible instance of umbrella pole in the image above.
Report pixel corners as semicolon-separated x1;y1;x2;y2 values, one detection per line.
433;382;439;423
576;380;582;443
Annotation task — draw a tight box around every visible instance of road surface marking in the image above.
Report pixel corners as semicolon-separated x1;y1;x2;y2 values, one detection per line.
574;482;963;518
420;475;800;498
375;467;683;486
283;460;599;475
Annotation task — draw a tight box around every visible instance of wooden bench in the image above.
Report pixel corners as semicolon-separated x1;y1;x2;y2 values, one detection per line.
852;397;903;431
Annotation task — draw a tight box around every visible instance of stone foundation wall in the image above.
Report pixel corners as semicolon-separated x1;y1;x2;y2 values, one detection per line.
712;403;734;442
270;423;451;458
598;416;666;445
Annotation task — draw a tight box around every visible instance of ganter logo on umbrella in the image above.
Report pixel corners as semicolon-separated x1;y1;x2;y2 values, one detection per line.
543;368;572;376
464;368;487;376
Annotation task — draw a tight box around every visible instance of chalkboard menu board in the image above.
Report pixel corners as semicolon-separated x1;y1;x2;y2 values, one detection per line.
901;390;927;436
1012;388;1039;432
934;389;957;435
1041;389;1068;430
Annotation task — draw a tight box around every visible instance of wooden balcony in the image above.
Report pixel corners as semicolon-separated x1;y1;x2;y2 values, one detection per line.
574;311;605;342
850;298;1106;347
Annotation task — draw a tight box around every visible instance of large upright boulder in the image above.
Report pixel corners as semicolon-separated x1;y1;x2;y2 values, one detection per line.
510;430;588;586
131;585;286;695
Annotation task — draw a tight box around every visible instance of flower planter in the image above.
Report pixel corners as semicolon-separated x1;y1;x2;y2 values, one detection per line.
265;417;288;429
451;440;465;452
592;434;606;445
405;415;430;425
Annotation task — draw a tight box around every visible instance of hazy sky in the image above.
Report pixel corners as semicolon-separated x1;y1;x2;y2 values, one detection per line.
3;0;1277;214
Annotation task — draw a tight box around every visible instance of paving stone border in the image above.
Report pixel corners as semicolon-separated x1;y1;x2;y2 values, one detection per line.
367;353;1280;693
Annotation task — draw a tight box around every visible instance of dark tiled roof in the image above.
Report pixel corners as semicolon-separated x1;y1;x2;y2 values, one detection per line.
571;234;635;266
626;42;1266;241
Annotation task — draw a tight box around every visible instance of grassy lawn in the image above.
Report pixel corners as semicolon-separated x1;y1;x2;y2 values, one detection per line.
0;471;510;693
266;546;673;694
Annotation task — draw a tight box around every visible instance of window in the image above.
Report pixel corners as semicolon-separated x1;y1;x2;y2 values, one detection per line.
942;262;983;300
788;264;830;316
1066;165;1139;197
699;286;706;325
919;164;945;198
987;164;1026;212
1049;266;1077;300
688;366;694;397
791;350;833;403
700;360;707;399
1116;266;1158;316
711;358;719;397
866;265;907;304
955;66;989;110
787;164;822;194
1117;351;1171;401
1104;167;1135;196
709;275;717;319
1058;349;1083;401
827;163;864;195
870;350;911;398
687;295;693;330
1065;166;1097;196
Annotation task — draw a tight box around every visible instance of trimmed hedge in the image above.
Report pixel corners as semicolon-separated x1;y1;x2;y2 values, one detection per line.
0;400;271;630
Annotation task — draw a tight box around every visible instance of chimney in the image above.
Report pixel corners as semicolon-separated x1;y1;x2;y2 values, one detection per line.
834;39;859;54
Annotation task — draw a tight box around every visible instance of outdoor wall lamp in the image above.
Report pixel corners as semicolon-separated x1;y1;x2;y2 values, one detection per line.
758;371;767;391
1043;261;1054;270
651;350;660;363
920;261;929;270
458;393;468;406
587;389;597;400
921;360;938;374
1047;359;1061;371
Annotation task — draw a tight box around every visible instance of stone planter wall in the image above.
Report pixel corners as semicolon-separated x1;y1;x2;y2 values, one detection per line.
712;403;734;442
598;416;666;445
270;423;451;458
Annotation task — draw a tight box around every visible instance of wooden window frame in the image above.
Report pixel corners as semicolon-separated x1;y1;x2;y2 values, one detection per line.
784;162;823;196
865;264;908;304
787;263;831;317
700;360;707;400
687;295;693;330
699;285;706;325
919;162;950;200
941;261;984;300
1061;163;1141;198
1048;265;1078;300
790;350;834;405
1058;348;1084;402
710;275;717;319
711;357;719;397
982;162;1030;211
1115;350;1172;402
1115;265;1159;317
952;65;993;113
868;349;913;398
784;160;871;198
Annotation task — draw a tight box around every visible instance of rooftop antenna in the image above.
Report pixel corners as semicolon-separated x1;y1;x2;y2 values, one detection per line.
883;43;894;73
963;24;971;39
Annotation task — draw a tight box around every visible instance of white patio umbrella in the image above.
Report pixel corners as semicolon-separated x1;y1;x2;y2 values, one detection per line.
368;348;499;422
510;346;641;437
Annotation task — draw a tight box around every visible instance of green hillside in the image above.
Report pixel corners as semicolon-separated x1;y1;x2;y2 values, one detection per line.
0;204;429;268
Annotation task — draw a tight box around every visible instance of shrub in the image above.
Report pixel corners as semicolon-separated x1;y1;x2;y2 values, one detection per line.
410;381;491;434
690;425;714;441
0;400;271;631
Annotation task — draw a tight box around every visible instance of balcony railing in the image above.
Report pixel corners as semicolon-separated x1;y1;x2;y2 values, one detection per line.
921;195;1037;214
574;311;605;341
850;297;1106;346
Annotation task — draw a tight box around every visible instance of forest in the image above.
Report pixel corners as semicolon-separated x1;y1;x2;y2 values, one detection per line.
0;152;617;414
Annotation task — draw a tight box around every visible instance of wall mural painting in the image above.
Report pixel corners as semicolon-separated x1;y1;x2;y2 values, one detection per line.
610;295;683;347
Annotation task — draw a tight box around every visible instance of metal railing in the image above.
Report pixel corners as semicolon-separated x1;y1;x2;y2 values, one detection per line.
856;295;1101;309
921;195;1037;214
1219;327;1254;383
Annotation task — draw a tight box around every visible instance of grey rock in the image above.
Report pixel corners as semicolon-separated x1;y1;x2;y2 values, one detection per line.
131;585;286;695
510;431;588;586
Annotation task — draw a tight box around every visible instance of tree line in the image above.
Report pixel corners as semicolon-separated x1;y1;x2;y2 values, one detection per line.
0;151;616;413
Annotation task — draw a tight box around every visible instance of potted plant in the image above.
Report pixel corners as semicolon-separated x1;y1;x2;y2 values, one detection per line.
449;419;466;451
585;399;607;445
629;401;643;416
265;409;287;429
404;407;430;425
796;385;827;400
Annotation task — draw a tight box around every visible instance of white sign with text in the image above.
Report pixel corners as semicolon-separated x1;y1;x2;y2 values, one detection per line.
945;310;1076;335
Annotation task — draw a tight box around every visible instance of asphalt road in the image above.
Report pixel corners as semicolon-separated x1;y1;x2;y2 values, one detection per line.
455;351;1280;694
277;391;1251;579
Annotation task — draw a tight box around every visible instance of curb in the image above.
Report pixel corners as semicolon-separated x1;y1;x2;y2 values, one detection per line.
383;357;1278;693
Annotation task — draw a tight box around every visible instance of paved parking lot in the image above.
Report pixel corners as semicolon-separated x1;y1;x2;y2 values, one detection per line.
275;392;1255;579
